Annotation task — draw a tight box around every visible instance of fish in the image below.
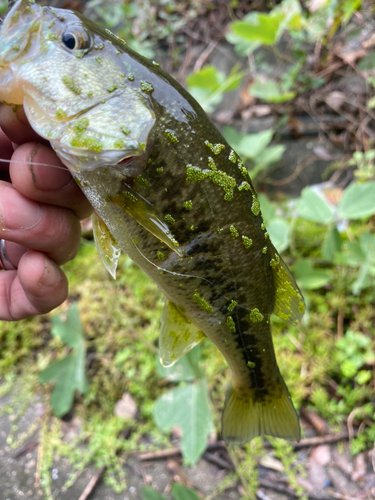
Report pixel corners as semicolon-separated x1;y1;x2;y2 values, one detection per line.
0;0;305;444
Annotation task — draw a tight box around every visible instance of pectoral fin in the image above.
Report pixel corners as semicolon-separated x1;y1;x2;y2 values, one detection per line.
159;300;205;367
270;249;305;325
110;185;182;257
92;212;121;279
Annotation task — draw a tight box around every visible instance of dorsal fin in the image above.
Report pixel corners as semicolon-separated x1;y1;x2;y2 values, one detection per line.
269;249;305;324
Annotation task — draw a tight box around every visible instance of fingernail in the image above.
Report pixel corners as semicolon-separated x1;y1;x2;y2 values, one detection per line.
0;184;43;231
40;257;61;287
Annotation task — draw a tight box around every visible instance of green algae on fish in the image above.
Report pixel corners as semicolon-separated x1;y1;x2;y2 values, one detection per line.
0;0;305;445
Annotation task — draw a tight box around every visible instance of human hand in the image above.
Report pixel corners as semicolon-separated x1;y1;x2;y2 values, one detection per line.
0;105;92;320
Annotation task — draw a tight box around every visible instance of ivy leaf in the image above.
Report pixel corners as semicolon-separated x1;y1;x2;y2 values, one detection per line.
171;484;202;500
296;187;335;224
338;182;375;219
142;487;166;500
39;351;88;417
39;303;88;417
157;345;204;382
153;380;213;465
293;260;332;290
231;12;285;45
267;218;290;253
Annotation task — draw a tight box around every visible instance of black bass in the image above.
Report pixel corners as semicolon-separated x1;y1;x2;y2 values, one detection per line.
0;0;305;444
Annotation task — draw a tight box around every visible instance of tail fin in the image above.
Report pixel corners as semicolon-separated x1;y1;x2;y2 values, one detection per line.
221;380;300;445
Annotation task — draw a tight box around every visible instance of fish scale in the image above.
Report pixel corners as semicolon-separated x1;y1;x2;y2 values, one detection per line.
0;0;305;444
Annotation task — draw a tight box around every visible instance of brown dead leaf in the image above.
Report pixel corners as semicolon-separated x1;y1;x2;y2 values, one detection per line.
311;445;331;466
351;453;367;482
167;460;196;489
240;83;256;107
114;392;137;420
313;145;335;161
325;91;346;112
301;408;328;435
259;454;284;472
308;0;327;13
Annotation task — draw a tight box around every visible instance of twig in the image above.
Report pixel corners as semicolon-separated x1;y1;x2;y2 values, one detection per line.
258;478;336;500
138;447;181;461
256;490;273;500
193;40;218;73
77;466;106;500
138;442;227;461
292;432;353;449
13;441;39;459
203;451;235;470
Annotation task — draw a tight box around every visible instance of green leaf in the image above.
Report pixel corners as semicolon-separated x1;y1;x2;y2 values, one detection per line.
157;345;204;382
142;487;166;500
231;13;285;45
322;226;342;261
236;129;274;159
153;380;213;465
39;352;88;417
293;260;332;290
51;302;84;350
186;66;221;89
39;304;88;417
296;187;335;224
338;182;375;219
267;218;290;253
186;65;243;113
258;194;276;224
250;78;296;103
171;484;202;500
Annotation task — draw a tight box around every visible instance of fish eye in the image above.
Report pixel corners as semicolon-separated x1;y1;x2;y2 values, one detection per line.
62;26;91;51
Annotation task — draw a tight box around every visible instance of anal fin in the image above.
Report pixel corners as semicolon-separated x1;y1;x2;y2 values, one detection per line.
159;300;205;367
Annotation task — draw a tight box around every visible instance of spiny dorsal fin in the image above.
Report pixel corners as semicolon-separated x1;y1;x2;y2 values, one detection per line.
92;212;121;279
269;248;305;325
159;300;205;367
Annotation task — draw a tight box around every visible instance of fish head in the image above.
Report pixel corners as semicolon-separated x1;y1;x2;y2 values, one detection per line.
0;0;155;172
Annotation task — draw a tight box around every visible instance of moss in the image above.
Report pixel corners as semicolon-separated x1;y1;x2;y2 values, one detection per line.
238;181;252;192
251;195;260;216
242;236;253;249
55;108;67;119
73;117;89;134
70;136;102;152
204;140;225;155
164;214;175;225
107;83;118;93
193;293;213;314
183;200;193;210
249;308;264;323
141;81;154;93
228;300;237;312
164;129;179;143
226;316;236;333
185;160;236;202
229;225;239;238
62;75;82;95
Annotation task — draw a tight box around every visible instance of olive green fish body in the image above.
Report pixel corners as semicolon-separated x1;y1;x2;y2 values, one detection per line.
0;0;304;444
